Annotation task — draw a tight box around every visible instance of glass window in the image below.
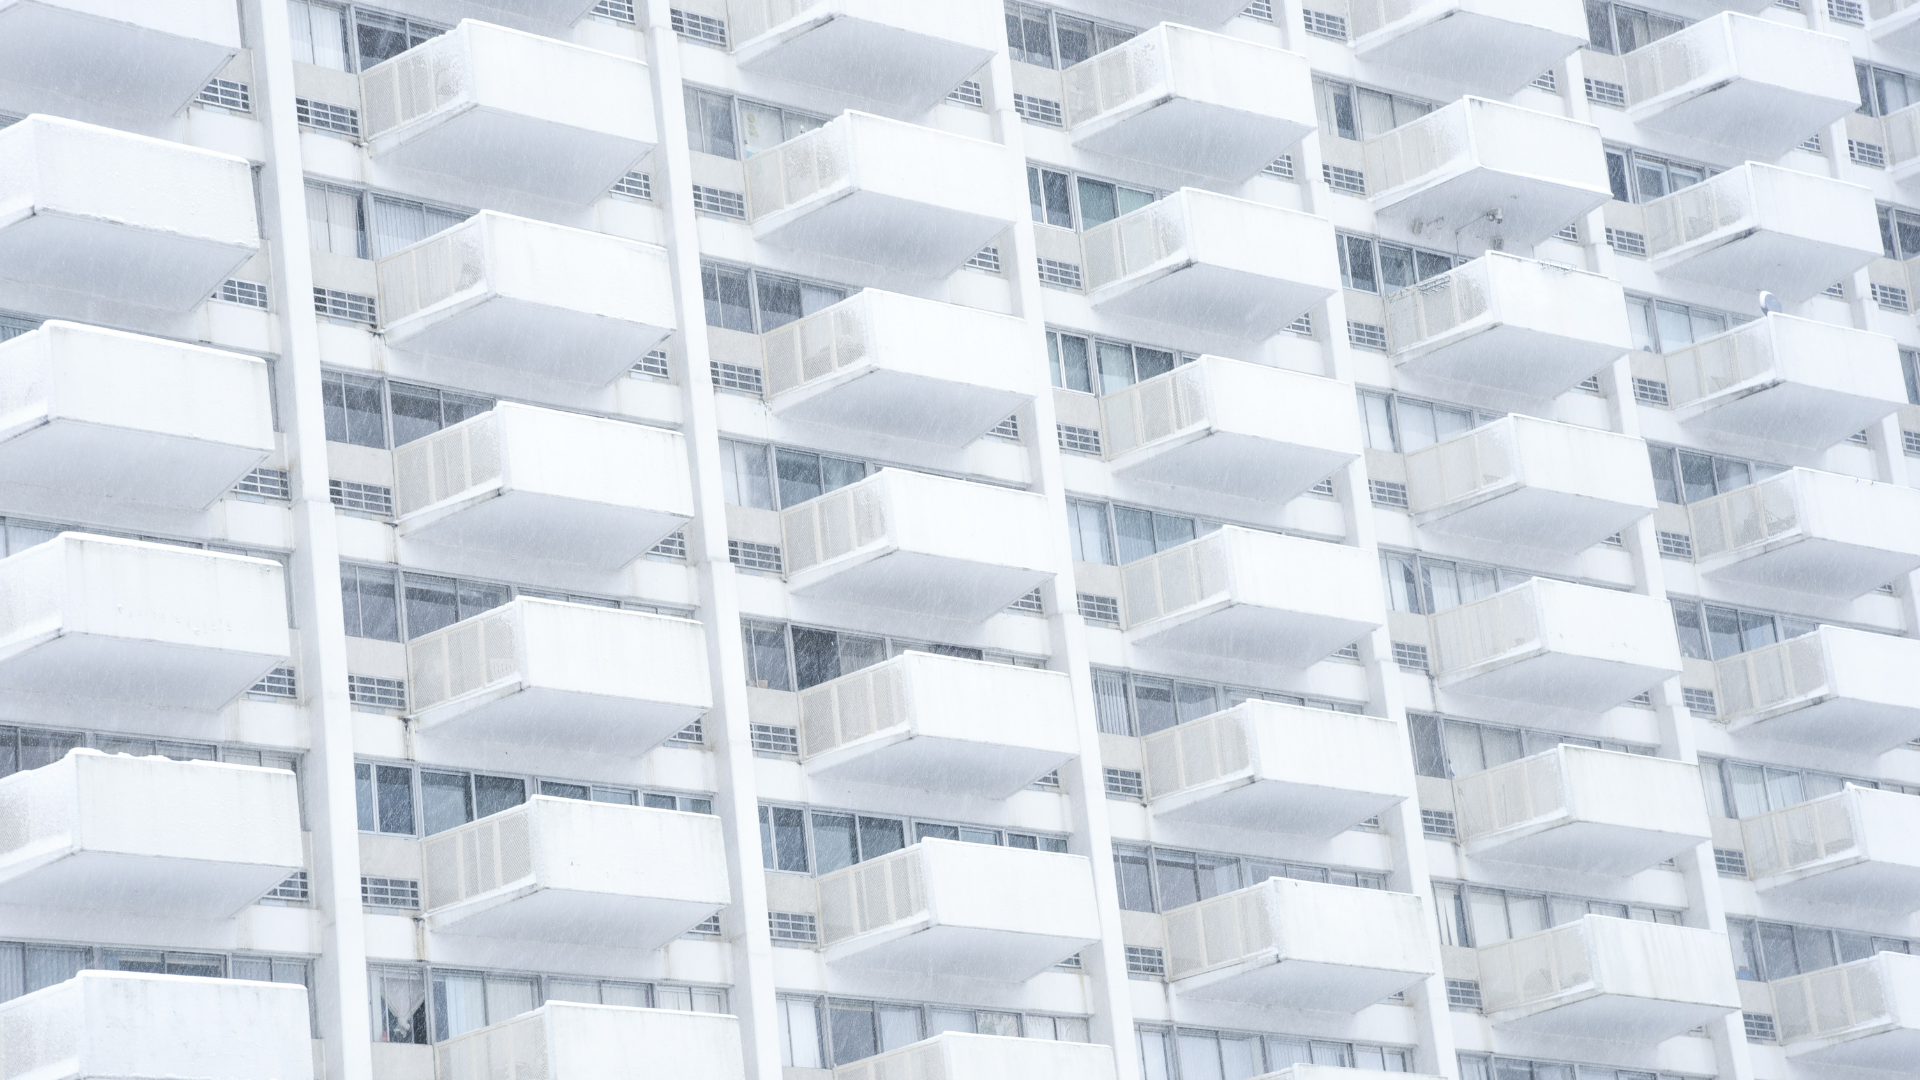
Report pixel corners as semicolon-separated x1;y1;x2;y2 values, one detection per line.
702;264;754;332
720;439;775;510
1339;234;1377;292
368;195;467;259
305;182;366;258
779;997;824;1068
685;87;738;158
341;566;399;641
742;620;791;690
1067;499;1114;564
322;371;385;447
290;1;350;70
1050;331;1094;393
830;1001;878;1064
1115;845;1155;912
370;966;427;1044
811;812;857;873
420;771;473;835
1028;166;1073;229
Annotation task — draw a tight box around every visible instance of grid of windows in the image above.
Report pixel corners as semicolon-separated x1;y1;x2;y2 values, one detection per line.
758;804;1066;875
1336;233;1464;294
1697;756;1920;820
1140;1028;1411;1080
701;262;848;334
371;963;723;1045
1028;165;1158;231
684;88;826;160
1357;391;1501;453
1091;668;1363;737
1432;882;1683;950
287;1;446;73
1066;498;1219;567
1727;917;1914;982
354;760;711;838
736;619;1041;693
779;993;1087;1069
1113;844;1385;914
1406;714;1653;779
1004;2;1136;69
1583;1;1685;56
1646;443;1784;505
1460;1054;1699;1080
1046;328;1194;395
1313;77;1433;142
1380;550;1537;615
1604;148;1716;205
1669;598;1818;662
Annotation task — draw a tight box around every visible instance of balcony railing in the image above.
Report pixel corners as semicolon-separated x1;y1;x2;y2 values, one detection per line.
438;1002;743;1080
1743;792;1858;881
0;972;313;1080
1403;415;1654;552
0;2;242;117
795;651;1078;798
1100;357;1360;503
0;116;259;311
728;0;1001;110
376;210;675;385
1739;787;1920;910
1142;702;1411;837
1429;579;1682;709
1774;952;1920;1066
1349;0;1589;95
816;839;1101;980
1452;745;1709;874
361;19;653;202
1623;13;1858;159
1366;97;1609;248
422;797;730;949
406;598;711;753
1715;626;1920;750
745;111;1017;275
1062;23;1314;180
1649;314;1905;448
1687;469;1920;598
1479;916;1741;1038
760;289;1033;445
1642;164;1881;300
1079;188;1337;339
833;1032;1117;1080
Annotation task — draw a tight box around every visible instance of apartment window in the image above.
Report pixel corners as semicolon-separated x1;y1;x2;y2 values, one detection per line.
387;382;491;446
356;761;708;839
1004;2;1137;69
737;621;1039;692
305;181;367;258
781;995;1087;1069
1645;444;1785;505
758;805;1066;875
1113;844;1385;914
1065;498;1220;566
1460;1055;1698;1080
1726;917;1913;981
700;262;848;333
0;727;295;785
321;372;385;447
1356;391;1500;453
1090;668;1362;737
1603;148;1714;204
429;969;538;1041
1139;1027;1411;1080
1380;551;1533;615
368;194;468;258
1669;599;1816;662
1904;348;1920;404
1699;755;1917;821
1583;1;1685;56
1857;62;1920;117
305;184;469;260
403;573;509;640
354;762;416;834
1623;295;1743;353
1880;206;1920;262
684;88;827;159
742;619;793;690
1406;713;1652;779
340;566;400;642
1046;329;1193;394
0;312;37;344
1433;881;1681;950
716;439;867;510
1336;233;1461;294
1027;165;1158;231
288;2;446;72
1313;78;1434;142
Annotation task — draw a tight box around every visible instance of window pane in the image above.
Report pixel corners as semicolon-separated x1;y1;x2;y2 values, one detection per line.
878;1006;922;1051
1397;400;1438;451
420;771;472;835
1381;554;1421;614
811;812;856;873
1097;341;1136;394
1606;150;1630;202
355;11;415;69
1415;250;1455;281
774;448;823;508
432;971;487;1042
1113;506;1156;564
1361;392;1396;450
756;273;806;332
456;580;507;622
1115;846;1155;911
1155;850;1200;910
1678;451;1717;503
1671;601;1706;660
1357;88;1396;137
376;765;414;834
703;264;754;332
1135;347;1176;383
1056;333;1092;393
830;1003;878;1064
1069;500;1114;564
1178;1034;1226;1080
792;627;840;690
1468;888;1511;944
1268;1038;1312;1069
356;762;377;831
1648;445;1680;504
857;816;905;861
473;774;524;819
1378;243;1417;293
1174;682;1217;722
1118;186;1155;215
1133;677;1178;736
1654;301;1694;349
1794;925;1837;972
737;101;786;157
1764;766;1806;810
1480;725;1524;768
1041;169;1073;229
1728;762;1768;818
1704;605;1743;660
1626;297;1656;352
1341;235;1377;292
1507;893;1548;937
484;976;537;1026
371;967;427;1043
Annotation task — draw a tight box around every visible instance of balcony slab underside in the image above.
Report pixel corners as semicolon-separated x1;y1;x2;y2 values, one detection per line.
1152;778;1402;837
1175;955;1426;1012
0;848;295;918
1677;381;1898;449
1374;170;1599;253
0;418;265;510
1632;81;1844;160
399;491;686;569
0;209;251;311
1113;432;1350;505
806;731;1068;798
1356;13;1580;95
1654;231;1868;300
382;292;671;386
411;684;705;756
1395;324;1625;400
0;5;233;116
1073;99;1310;182
0;632;280;712
1790;1024;1920;1070
770;368;1027;447
788;551;1047;621
1699;537;1920;599
371;108;649;204
1417;487;1647;552
1090;262;1327;341
430;886;717;951
755;191;1006;279
1440;651;1669;710
1491;989;1733;1040
1129;602;1376;666
1726;695;1920;750
1465;818;1703;876
736;16;992;110
825;922;1090;981
1755;857;1920;911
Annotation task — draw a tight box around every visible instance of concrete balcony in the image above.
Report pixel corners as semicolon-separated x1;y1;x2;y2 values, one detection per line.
1257;1069;1444;1080
1883;103;1920;185
0;750;301;917
1121;528;1382;665
797;652;1078;799
780;469;1053;621
1452;745;1710;875
728;0;1000;111
1649;315;1905;450
1383;253;1630;398
361;20;653;202
377;211;675;386
1687;468;1920;598
1429;579;1682;710
746;112;1016;277
0;116;257;310
1142;702;1411;837
1479;916;1739;1039
1349;0;1588;96
0;972;312;1080
1643;164;1881;301
1742;787;1920;911
439;1003;744;1080
1875;1;1920;57
1775;952;1920;1071
1716;626;1920;752
406;598;711;755
816;839;1100;981
1124;0;1252;23
0;1;239;118
1080;188;1336;339
1062;24;1313;181
1164;878;1433;1010
1624;13;1858;160
835;1033;1116;1080
423;797;729;950
392;402;693;569
1100;357;1360;504
1365;98;1608;248
1405;415;1654;553
0;533;288;712
0;321;273;511
760;290;1033;447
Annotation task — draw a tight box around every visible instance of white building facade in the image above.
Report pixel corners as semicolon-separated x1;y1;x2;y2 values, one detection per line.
0;2;1917;1080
